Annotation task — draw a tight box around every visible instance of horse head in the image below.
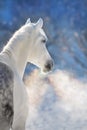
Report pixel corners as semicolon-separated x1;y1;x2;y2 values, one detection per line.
25;18;54;73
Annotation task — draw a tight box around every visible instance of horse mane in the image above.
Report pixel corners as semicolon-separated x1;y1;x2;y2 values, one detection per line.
2;24;32;55
3;31;21;52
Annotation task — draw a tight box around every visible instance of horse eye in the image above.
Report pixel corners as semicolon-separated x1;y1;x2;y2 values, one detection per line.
42;39;46;43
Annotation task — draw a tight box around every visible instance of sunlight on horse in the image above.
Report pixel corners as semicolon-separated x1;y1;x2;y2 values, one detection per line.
0;18;53;130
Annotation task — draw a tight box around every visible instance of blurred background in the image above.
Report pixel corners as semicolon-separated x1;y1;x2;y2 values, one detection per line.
0;0;87;78
0;0;87;130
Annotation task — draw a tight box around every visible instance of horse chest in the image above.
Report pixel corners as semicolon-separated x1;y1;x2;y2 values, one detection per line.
0;62;14;126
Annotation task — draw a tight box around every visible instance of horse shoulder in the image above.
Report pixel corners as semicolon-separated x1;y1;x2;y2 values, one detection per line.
0;62;14;126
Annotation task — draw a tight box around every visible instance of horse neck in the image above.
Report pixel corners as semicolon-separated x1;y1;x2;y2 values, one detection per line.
2;34;30;79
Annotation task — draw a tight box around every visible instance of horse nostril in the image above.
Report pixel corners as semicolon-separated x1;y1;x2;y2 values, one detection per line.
45;60;53;71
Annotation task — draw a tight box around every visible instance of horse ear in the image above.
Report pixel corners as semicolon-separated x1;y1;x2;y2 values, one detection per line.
35;18;43;28
25;18;31;24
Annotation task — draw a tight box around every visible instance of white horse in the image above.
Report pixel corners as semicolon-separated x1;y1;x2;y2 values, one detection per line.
0;18;53;130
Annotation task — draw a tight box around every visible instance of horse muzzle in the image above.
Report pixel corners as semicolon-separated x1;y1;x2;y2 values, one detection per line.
43;60;54;73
